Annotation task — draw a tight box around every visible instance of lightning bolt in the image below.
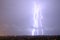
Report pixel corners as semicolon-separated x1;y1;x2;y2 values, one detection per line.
32;2;44;35
32;2;39;35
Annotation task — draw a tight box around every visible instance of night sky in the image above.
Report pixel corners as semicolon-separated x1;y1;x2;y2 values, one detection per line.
0;0;60;36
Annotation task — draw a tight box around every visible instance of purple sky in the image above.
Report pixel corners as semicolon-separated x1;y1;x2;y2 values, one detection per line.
0;0;60;36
